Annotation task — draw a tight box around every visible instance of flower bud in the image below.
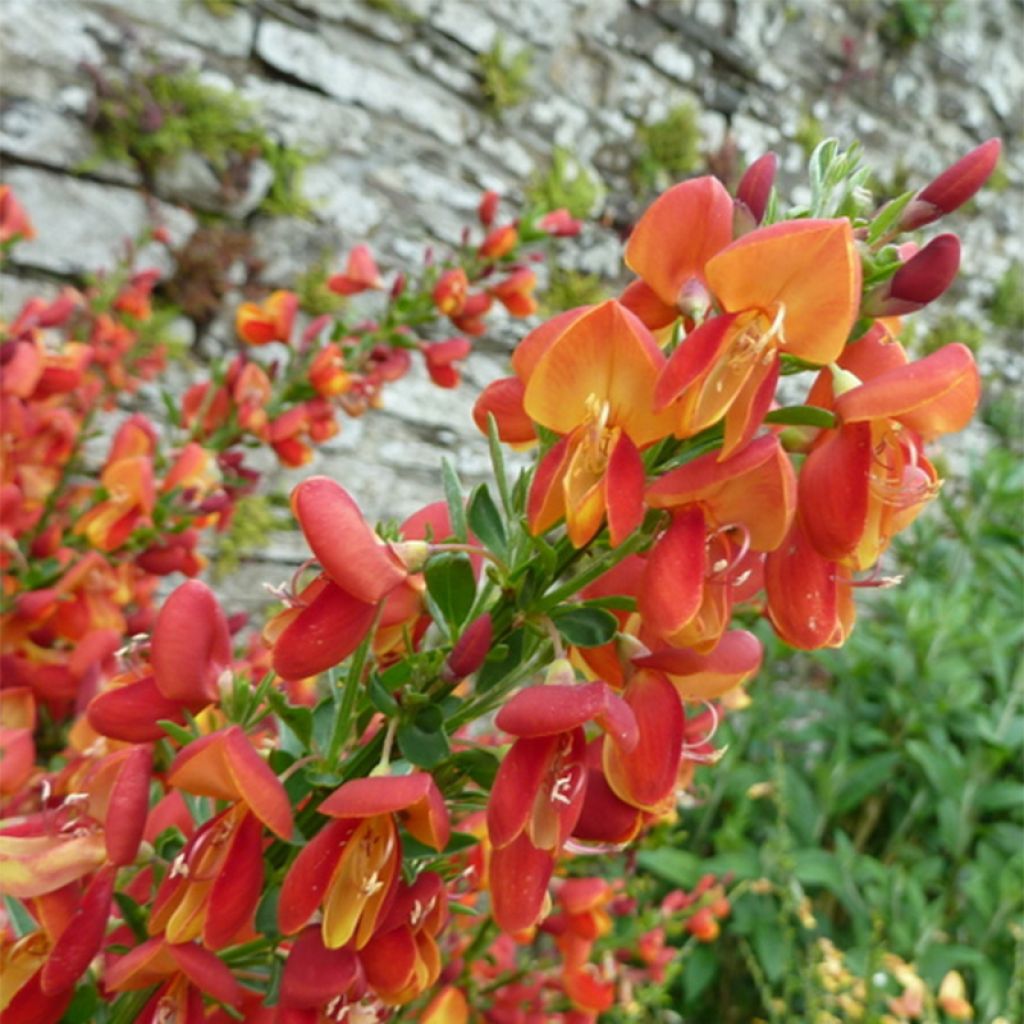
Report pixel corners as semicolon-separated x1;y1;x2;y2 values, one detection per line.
684;907;720;943
478;190;500;227
735;152;777;226
391;540;431;572
432;268;469;316
863;234;960;316
478;224;519;260
900;138;1001;230
544;658;576;687
441;613;493;681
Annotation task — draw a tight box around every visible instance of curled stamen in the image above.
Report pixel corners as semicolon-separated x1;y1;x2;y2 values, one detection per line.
849;565;905;589
705;523;751;583
683;701;721;754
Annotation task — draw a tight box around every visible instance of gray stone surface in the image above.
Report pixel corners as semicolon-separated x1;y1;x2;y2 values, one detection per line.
2;167;195;277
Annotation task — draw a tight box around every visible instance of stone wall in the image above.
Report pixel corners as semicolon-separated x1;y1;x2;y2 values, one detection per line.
2;0;1021;609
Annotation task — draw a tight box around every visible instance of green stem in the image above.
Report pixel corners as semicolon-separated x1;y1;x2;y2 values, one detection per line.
536;527;651;612
323;609;381;769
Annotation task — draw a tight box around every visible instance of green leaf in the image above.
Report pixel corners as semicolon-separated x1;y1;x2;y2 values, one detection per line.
752;916;787;982
550;605;618;647
255;886;280;939
450;748;501;789
403;829;479;859
763;405;837;429
158;719;197;746
792;849;844;895
114;892;149;942
397;705;450;768
683;943;718;1000
441;458;468;543
486;413;513;515
476;627;524;693
367;673;400;716
833;752;900;814
265;689;313;748
2;895;36;938
425;553;477;629
64;985;103;1024
467;483;507;558
637;848;702;888
867;189;915;245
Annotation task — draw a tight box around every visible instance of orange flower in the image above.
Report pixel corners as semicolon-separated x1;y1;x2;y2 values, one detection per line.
279;774;449;949
327;244;384;295
798;339;979;571
235;290;298;345
521;300;677;547
640;434;795;649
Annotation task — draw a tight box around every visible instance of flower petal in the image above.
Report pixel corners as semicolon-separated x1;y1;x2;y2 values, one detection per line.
706;219;860;363
624;176;734;306
638;506;706;639
292;477;405;603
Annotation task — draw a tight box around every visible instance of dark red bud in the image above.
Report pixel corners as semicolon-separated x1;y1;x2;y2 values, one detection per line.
479;190;500;227
901;138;1002;229
442;613;493;682
865;233;961;316
735;152;777;225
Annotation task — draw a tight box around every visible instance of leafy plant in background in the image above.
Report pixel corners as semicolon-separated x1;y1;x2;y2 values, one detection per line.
477;34;533;116
632;102;704;194
525;145;605;219
638;432;1023;1023
83;62;312;216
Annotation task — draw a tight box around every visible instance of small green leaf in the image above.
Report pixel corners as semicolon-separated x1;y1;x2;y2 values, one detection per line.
114;892;149;942
753;916;787;982
367;673;400;716
637;848;702;888
550;605;618;647
763;405;837;429
451;748;501;789
476;628;524;693
403;830;480;859
64;984;103;1024
486;414;513;515
425;553;477;629
468;484;507;558
441;458;468;543
158;719;196;746
255;887;280;939
2;895;36;938
684;944;718;1000
397;705;450;768
867;189;915;245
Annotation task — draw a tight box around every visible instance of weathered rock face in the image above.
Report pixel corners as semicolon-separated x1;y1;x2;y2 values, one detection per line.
2;0;1021;610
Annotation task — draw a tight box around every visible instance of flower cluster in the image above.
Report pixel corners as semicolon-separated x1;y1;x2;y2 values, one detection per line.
0;138;997;1022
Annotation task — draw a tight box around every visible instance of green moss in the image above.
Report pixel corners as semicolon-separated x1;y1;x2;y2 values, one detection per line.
989;261;1024;331
987;156;1011;194
632;102;703;192
793;109;826;159
540;267;609;316
87;66;310;218
876;0;954;50
191;0;248;15
915;313;985;357
213;495;280;578
295;253;347;316
478;35;533;116
258;143;315;218
525;147;603;220
364;0;422;22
